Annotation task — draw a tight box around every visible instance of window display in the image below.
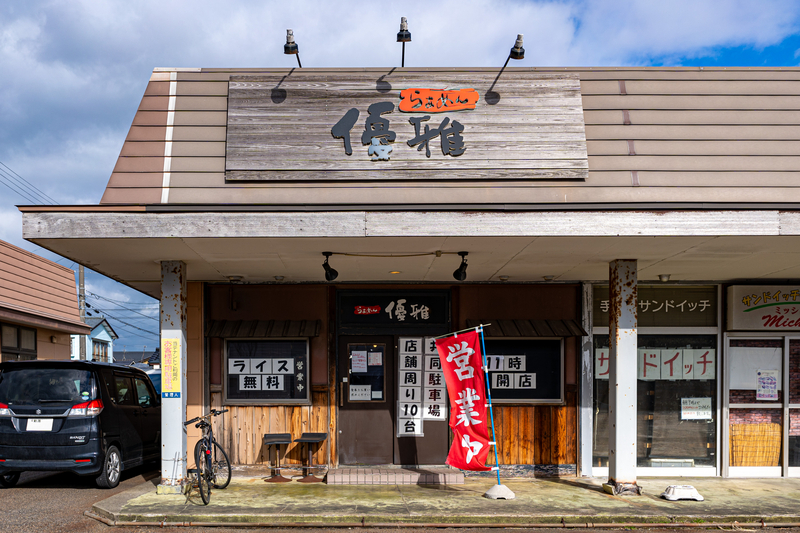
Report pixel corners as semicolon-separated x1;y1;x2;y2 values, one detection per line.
593;334;717;468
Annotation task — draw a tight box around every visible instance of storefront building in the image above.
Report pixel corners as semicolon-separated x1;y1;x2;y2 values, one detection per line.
19;66;800;491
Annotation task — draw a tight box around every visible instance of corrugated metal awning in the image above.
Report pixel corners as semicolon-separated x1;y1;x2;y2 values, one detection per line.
466;319;587;338
206;320;321;338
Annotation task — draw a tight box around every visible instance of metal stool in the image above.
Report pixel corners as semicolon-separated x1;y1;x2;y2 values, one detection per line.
293;432;328;483
263;433;293;483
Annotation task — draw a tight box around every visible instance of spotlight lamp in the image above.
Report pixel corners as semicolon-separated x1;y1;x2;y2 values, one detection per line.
397;17;411;67
322;252;338;282
509;34;524;60
284;29;302;68
397;17;411;42
452;251;469;281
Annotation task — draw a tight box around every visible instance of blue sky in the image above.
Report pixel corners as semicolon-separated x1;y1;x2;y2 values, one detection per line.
2;0;800;352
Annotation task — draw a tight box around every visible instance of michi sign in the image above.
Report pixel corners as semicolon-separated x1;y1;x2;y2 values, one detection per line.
728;285;800;330
331;88;477;161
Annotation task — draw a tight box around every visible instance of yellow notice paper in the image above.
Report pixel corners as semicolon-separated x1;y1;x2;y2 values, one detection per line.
161;338;181;397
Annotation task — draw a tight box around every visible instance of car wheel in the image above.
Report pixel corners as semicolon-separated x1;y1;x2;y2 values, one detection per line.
0;472;20;488
96;445;122;489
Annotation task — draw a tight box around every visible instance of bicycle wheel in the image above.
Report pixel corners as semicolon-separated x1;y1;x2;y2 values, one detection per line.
210;440;231;489
195;441;211;505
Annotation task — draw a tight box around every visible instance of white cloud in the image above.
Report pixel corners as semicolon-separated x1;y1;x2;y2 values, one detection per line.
0;207;24;248
568;0;800;64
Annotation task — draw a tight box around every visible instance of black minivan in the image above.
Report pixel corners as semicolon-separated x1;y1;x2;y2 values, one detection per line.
0;360;160;488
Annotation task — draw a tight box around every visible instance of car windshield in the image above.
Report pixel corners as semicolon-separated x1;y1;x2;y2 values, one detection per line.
0;368;96;406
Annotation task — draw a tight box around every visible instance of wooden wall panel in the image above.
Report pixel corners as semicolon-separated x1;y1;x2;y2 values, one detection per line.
518;406;534;465
213;396;332;466
490;399;577;466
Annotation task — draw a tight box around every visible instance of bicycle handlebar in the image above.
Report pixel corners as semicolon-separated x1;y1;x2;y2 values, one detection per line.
184;409;228;425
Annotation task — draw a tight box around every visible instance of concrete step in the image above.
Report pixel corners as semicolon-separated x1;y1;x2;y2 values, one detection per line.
327;467;464;485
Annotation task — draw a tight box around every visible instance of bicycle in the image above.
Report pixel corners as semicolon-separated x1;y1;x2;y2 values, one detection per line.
183;409;231;505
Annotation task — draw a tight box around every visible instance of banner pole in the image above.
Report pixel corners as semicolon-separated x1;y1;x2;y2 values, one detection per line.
479;326;502;487
432;323;491;341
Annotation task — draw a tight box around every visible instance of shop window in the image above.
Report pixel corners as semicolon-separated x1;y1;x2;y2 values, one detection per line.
1;323;37;362
224;340;310;405
728;339;782;405
728;339;784;468
483;338;563;404
593;334;717;468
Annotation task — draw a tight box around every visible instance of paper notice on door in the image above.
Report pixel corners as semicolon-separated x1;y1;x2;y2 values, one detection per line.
757;369;779;400
349;384;371;401
681;397;712;420
368;351;382;366
351;351;368;373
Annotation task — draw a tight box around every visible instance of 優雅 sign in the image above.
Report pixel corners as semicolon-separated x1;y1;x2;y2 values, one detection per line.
225;70;588;182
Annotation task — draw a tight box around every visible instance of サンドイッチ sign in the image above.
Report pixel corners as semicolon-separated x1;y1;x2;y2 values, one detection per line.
727;285;800;330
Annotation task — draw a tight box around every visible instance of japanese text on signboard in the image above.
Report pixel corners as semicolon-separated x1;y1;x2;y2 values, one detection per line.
397;336;447;437
225;340;309;404
595;348;716;381
161;338;181;398
331;89;477;161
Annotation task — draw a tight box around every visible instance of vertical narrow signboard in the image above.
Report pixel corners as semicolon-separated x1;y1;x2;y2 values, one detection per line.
161;338;181;398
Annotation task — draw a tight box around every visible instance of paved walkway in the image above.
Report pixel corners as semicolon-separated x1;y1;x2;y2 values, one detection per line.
89;474;800;527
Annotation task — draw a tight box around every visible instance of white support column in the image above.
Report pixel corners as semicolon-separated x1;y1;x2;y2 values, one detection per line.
157;261;188;494
605;259;641;495
579;282;593;477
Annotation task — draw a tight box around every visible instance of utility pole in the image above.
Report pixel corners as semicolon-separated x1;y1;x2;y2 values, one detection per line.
79;265;86;360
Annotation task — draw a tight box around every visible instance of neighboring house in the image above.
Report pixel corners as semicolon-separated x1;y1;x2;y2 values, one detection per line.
0;239;90;361
70;317;118;363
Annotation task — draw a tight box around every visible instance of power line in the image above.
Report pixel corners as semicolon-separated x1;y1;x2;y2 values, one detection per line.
87;293;159;321
93;309;160;337
0;167;42;205
87;290;158;307
89;303;158;320
0;160;59;204
111;322;159;340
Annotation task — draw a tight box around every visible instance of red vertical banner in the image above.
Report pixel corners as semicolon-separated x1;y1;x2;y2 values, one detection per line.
435;329;492;471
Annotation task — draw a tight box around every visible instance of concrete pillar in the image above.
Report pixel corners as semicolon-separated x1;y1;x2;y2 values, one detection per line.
605;259;640;495
158;261;188;494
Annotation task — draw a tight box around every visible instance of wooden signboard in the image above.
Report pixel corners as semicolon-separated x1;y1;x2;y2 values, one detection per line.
225;71;588;182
